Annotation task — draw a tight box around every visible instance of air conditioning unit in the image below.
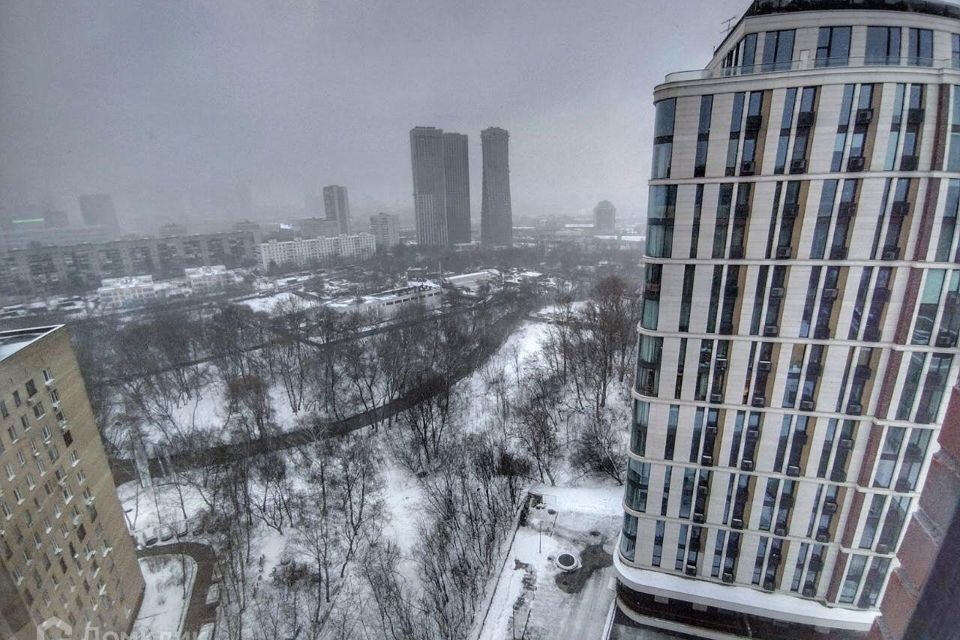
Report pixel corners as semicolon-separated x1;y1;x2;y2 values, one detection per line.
769;552;782;566
722;572;735;584
802;585;817;597
706;425;719;436
797;111;816;127
908;108;925;124
697;484;709;496
741;460;755;471
764;325;779;337
770;287;786;298
823;501;838;514
763;577;776;591
847;156;866;172
701;455;714;467
790;158;808;174
774;526;788;537
936;331;958;348
822;288;839;302
901;155;919;171
751;396;766;408
776;246;792;259
891;201;911;218
787;465;801;477
799;400;815;411
758;360;772;372
882;246;901;261
838;202;858;217
732;518;744;530
741;160;756;175
693;512;706;524
685;566;698;576
815;531;830;543
710;393;724;404
846;403;863;415
856;108;874;125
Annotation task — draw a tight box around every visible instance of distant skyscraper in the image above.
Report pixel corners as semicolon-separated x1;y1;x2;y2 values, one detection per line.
593;200;617;235
77;193;118;227
369;212;400;249
480;127;512;246
443;132;471;244
410;127;448;246
323;185;351;235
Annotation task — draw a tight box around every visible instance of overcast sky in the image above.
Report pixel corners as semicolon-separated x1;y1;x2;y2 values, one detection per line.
0;0;748;226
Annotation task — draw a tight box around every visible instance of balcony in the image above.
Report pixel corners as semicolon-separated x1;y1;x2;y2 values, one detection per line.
664;56;960;85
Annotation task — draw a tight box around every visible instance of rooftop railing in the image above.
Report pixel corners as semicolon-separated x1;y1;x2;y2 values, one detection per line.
664;56;960;84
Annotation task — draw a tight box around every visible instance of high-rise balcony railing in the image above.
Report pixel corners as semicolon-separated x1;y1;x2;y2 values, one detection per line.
664;56;960;84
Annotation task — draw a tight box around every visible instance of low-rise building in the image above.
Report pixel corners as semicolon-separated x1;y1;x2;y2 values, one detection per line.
443;269;501;296
256;233;376;270
184;265;233;291
326;284;442;317
97;275;160;307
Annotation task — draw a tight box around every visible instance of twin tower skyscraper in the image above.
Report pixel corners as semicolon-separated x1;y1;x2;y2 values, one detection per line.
409;126;512;247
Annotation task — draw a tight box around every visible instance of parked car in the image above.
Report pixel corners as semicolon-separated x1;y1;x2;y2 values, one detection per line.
159;526;174;542
143;532;158;547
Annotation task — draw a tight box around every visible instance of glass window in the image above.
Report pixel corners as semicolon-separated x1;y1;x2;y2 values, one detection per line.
652;99;676;179
908;28;933;67
631;402;649;455
695;95;714;177
762;30;795;72
665;405;679;459
652;520;665;567
840;555;868;603
647;185;676;258
816;27;851;68
866;27;901;65
620;514;638;561
742;33;758;73
625;459;651;512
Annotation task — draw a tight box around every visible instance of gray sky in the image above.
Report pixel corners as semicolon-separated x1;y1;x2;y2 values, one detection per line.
0;0;747;226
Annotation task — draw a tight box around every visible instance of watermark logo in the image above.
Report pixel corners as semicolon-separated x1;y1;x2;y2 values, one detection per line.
38;617;72;640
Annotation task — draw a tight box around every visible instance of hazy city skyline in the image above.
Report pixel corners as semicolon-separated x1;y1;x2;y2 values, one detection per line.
0;0;748;227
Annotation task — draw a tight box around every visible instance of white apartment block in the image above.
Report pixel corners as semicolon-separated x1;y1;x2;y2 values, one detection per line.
325;284;442;317
617;1;960;638
256;233;376;270
184;265;232;291
96;275;159;308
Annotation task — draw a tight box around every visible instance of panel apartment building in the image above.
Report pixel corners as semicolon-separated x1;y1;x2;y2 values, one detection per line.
618;1;960;638
0;327;144;638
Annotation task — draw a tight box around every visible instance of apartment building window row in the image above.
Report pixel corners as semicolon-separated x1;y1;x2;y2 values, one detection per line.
695;95;714;177
873;425;935;492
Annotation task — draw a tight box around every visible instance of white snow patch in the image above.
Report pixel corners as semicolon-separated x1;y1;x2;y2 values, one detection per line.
131;555;197;638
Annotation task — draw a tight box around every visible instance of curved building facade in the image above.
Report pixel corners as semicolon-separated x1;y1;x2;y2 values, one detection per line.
616;1;960;637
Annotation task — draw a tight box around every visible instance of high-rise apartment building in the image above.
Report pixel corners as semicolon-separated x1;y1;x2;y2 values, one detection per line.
594;200;617;235
323;185;351;235
617;1;960;638
0;326;144;639
369;212;400;249
480;127;513;246
410;127;449;246
443;132;472;244
77;194;118;228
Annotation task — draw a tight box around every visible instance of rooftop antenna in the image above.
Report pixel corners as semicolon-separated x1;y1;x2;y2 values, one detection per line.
721;15;739;36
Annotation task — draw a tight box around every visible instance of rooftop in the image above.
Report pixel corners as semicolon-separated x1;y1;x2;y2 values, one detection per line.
0;326;60;363
745;0;960;19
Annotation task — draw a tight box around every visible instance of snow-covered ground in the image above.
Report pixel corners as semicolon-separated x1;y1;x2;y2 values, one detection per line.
131;555;197;639
477;482;624;640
